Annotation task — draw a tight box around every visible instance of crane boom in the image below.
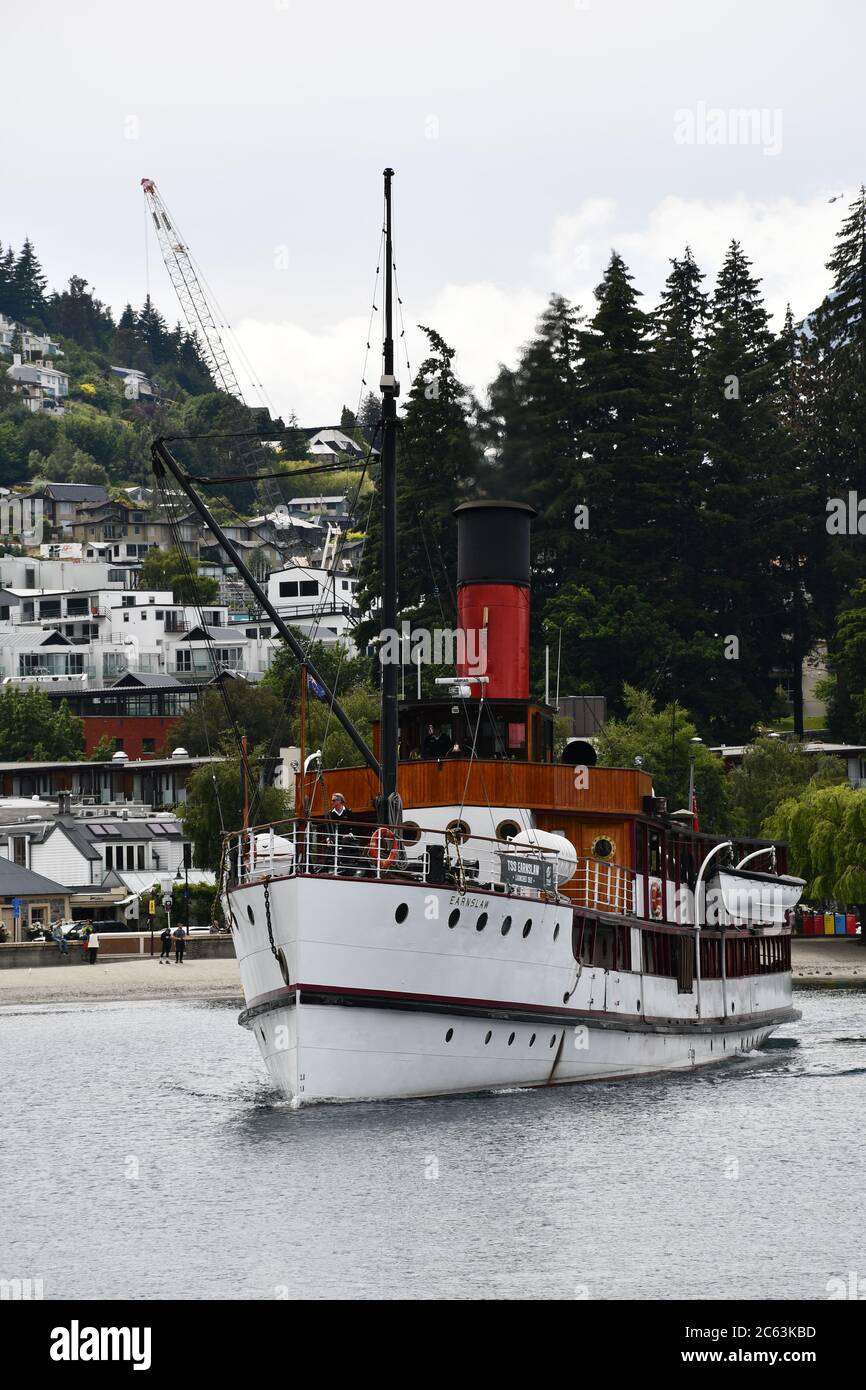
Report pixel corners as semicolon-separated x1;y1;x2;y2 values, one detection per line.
141;176;248;403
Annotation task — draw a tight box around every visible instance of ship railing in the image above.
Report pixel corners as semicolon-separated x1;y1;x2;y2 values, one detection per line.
224;818;563;898
570;858;635;915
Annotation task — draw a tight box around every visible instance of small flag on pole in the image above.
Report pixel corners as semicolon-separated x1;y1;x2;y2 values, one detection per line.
307;673;327;701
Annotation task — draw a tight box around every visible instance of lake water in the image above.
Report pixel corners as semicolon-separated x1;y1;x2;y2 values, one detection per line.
1;987;863;1300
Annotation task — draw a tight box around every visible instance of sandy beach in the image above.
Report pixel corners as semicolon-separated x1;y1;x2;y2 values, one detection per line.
0;955;243;1007
791;937;865;984
0;937;862;1008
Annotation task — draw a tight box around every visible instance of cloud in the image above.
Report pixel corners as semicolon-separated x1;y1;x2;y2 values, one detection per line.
544;192;840;322
236;191;842;422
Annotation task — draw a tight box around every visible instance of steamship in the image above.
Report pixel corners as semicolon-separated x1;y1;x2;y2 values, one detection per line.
152;170;803;1105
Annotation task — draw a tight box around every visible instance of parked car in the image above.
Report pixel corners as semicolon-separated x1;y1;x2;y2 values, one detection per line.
89;919;134;933
61;922;90;940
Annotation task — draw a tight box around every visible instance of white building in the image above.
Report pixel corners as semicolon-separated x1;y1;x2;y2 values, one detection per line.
0;793;203;929
267;562;358;649
5;353;69;411
0;585;278;683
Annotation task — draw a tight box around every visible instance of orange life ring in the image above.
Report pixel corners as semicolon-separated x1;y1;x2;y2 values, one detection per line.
369;826;398;870
650;882;663;918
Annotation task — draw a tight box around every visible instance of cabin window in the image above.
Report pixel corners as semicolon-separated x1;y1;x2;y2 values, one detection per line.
648;830;661;876
591;835;615;861
673;936;695;992
642;929;678;978
678;842;697;889
496;819;521;841
507;722;526;751
634;825;646;875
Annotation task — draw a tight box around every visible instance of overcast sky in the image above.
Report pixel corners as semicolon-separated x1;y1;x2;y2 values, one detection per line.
3;0;863;421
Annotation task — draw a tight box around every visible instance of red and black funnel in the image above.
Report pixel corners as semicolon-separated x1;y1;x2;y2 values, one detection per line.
453;501;536;700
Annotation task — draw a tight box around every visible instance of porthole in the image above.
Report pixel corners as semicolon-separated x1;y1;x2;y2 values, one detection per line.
549;1033;557;1047
394;902;409;924
496;819;521;841
445;1028;454;1042
484;1030;492;1045
246;905;255;924
507;1032;515;1046
553;922;560;942
446;818;470;844
476;912;488;932
501;915;512;936
277;948;290;986
522;919;532;938
591;835;615;861
448;909;460;929
401;821;421;845
529;1033;536;1046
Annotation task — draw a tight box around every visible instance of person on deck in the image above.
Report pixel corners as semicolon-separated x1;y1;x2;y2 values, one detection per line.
328;792;362;873
159;924;173;963
173;925;186;965
87;930;100;965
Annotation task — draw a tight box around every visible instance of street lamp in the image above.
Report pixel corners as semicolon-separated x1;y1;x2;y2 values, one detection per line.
176;859;190;931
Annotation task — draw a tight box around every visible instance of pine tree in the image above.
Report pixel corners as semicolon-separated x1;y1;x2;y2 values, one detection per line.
358;391;381;443
483;294;584;605
355;327;478;648
0;241;14;318
822;186;866;492
646;249;708;644
135;294;171;367
696;240;791;736
11;238;47;322
114;303;138;365
579;253;658;590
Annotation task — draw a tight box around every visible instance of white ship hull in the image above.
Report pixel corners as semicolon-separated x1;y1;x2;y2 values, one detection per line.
225;871;797;1106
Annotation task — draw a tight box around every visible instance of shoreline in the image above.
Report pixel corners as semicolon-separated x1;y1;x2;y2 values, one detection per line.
0;938;862;1009
0;956;243;1008
791;936;865;985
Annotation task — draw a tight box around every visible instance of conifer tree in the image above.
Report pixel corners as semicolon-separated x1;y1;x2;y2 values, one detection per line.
579;253;658;590
355;327;478;648
696;241;791;735
358;391;381;443
0;241;13;317
483;294;584;605
12;237;47;322
114;304;138;365
136;295;171;367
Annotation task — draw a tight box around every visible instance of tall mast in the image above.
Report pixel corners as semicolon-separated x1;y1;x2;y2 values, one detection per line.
379;167;399;820
151;438;382;783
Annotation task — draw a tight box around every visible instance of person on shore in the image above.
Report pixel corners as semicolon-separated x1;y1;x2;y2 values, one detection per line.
88;930;100;965
159;924;173;963
51;924;69;958
173;924;186;964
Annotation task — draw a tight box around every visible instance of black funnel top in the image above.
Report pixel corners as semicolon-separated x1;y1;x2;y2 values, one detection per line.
453;500;535;586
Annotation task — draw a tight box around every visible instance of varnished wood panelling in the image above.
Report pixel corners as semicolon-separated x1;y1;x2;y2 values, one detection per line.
302;760;651;820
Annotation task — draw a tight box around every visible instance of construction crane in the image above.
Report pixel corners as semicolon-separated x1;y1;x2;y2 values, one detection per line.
141;175;308;609
141;176;256;406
